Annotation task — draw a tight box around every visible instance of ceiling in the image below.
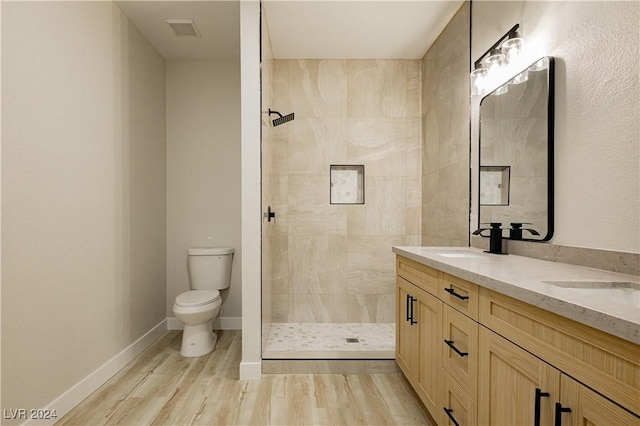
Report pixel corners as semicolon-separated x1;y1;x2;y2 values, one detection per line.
263;1;464;59
116;1;464;61
115;1;240;60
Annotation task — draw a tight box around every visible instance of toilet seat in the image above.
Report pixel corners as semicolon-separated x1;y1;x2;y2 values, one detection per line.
175;290;220;308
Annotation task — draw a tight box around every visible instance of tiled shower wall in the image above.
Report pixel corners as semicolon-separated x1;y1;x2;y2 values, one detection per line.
421;2;470;246
263;59;422;324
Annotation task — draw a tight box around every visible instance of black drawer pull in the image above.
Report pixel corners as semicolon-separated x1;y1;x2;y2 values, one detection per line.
444;339;468;357
534;388;550;426
554;403;571;426
409;296;417;325
443;408;460;426
444;287;469;300
406;294;411;322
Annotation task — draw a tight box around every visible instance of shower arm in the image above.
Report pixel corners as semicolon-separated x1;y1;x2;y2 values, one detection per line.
268;109;283;119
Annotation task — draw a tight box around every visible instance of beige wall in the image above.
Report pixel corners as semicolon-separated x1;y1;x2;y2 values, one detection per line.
471;1;639;253
166;60;242;322
1;1;166;417
421;2;470;247
265;59;421;324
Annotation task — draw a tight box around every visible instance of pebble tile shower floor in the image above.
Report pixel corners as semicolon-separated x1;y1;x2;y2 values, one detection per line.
263;323;395;359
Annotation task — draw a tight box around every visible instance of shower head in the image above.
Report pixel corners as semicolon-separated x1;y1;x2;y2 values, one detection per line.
268;109;295;127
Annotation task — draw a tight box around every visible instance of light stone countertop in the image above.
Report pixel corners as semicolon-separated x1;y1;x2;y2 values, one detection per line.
392;246;640;345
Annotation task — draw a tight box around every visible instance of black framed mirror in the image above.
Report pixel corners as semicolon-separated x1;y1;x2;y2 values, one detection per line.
478;56;554;241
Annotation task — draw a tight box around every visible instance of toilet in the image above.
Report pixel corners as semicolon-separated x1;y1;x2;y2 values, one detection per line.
173;247;234;357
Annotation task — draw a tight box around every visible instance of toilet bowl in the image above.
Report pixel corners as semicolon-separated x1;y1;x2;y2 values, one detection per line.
173;247;234;358
173;290;222;357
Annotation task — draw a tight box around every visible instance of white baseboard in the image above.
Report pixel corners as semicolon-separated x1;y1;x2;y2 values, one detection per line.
167;316;242;330
239;361;262;380
24;319;168;426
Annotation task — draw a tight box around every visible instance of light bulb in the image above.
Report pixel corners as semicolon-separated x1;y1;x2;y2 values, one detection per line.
470;67;488;96
483;50;505;73
502;37;524;65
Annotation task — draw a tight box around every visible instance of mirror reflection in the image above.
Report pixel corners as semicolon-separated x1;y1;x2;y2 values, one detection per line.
478;56;554;241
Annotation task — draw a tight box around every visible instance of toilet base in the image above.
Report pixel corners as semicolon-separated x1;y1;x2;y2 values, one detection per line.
180;322;217;357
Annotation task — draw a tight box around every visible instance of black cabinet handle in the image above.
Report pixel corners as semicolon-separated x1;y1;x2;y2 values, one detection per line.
554;402;571;426
410;296;417;325
443;408;460;426
406;294;411;322
444;287;469;300
534;388;550;426
444;340;468;357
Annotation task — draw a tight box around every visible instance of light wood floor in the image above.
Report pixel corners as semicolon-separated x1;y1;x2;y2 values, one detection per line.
57;330;433;426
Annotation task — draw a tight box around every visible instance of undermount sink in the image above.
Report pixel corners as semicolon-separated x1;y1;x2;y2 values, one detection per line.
543;281;640;308
435;252;485;259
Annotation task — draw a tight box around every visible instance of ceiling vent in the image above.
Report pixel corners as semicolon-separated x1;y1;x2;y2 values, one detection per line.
166;19;201;37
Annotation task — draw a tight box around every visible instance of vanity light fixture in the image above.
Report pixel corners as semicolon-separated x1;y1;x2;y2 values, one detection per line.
471;24;546;96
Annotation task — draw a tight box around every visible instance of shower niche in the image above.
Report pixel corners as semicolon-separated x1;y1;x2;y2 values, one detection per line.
330;165;364;205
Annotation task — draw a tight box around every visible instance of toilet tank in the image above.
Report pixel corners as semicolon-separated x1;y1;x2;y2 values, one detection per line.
187;247;234;290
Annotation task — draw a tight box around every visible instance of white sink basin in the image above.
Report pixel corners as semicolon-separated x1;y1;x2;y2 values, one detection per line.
543;281;640;308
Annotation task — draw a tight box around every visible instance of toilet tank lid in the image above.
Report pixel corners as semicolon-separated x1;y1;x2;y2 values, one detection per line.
188;247;234;256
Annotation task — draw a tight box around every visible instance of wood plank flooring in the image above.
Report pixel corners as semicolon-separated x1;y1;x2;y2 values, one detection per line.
57;330;433;426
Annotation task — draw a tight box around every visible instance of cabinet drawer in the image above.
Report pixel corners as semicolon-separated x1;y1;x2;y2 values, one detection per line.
442;369;477;426
397;256;442;296
480;287;640;416
442;304;478;400
440;273;479;320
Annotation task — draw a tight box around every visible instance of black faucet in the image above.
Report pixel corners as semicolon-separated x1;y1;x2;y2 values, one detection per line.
509;223;540;240
473;222;507;255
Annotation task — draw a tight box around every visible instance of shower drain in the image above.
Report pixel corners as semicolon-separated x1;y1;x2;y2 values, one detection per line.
345;337;360;343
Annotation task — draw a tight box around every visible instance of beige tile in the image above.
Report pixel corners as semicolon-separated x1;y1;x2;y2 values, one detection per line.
289;60;347;118
288;118;347;175
288;176;347;235
288;235;347;295
263;175;288;233
422;110;439;174
406;60;421;118
347;235;404;295
263;125;288;176
347;118;407;177
273;60;290;110
363;176;406;235
288;294;348;323
407;177;422;236
348;60;407;118
345;294;396;323
267;233;289;295
262;360;283;374
407;117;422;177
271;294;289;323
365;361;400;374
347;203;366;235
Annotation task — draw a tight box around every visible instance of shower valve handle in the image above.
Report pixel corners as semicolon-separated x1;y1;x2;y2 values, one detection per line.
264;206;276;223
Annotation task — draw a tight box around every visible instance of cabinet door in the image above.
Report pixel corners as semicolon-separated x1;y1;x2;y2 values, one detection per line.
442;304;478;400
397;277;419;380
558;374;640;426
478;327;560;426
414;286;442;420
442;370;477;426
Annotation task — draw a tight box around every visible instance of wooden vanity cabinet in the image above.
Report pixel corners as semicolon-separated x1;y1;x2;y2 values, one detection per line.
396;276;443;421
442;304;478;400
395;255;640;426
559;374;640;426
478;326;559;426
